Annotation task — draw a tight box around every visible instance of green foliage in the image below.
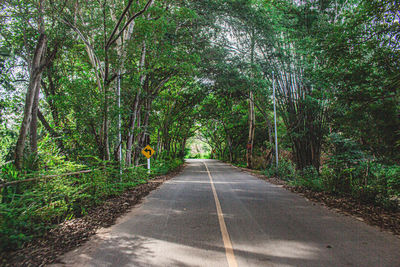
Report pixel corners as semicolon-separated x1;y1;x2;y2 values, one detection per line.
0;159;183;251
311;134;399;209
264;159;296;181
324;133;366;194
293;166;324;192
1;0;399;255
152;159;183;176
262;132;400;210
357;163;400;209
186;137;211;159
314;0;400;162
0;126;17;165
321;161;400;210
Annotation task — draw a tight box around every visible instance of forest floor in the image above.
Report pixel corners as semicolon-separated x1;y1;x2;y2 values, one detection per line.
1;164;186;267
234;165;400;238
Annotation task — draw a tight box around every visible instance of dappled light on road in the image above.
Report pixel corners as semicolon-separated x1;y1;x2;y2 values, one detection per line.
53;160;400;267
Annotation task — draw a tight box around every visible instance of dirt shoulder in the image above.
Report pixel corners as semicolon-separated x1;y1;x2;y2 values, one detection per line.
1;165;185;267
233;165;400;238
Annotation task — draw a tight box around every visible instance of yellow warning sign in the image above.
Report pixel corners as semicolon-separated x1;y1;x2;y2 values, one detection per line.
141;145;155;159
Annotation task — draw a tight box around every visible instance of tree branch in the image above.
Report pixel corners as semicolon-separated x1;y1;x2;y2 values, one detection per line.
106;0;154;49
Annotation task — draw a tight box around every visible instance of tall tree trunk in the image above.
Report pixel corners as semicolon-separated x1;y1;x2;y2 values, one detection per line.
101;3;110;161
41;67;60;127
246;92;256;168
133;107;142;166
135;104;151;165
227;135;233;162
126;41;146;166
14;34;48;169
126;98;140;166
101;90;110;161
247;34;256;168
180;138;187;158
244;90;274;155
155;128;160;160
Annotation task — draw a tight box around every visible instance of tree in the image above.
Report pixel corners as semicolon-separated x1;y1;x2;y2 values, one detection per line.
13;0;52;169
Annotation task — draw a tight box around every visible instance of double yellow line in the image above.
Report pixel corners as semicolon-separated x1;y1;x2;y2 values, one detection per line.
204;162;238;267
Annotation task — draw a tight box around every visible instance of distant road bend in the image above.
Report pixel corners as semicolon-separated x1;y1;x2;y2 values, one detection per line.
53;159;400;267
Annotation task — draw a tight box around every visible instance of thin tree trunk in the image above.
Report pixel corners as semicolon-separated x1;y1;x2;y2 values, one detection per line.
156;128;160;160
126;99;140;165
126;41;146;166
136;99;151;166
180;137;187;158
133;107;142;166
101;3;111;161
101;94;110;161
247;90;256;168
41;71;60;127
30;80;41;157
247;33;256;169
227;135;233;162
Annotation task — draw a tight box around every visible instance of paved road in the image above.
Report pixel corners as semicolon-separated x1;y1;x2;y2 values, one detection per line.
54;159;400;267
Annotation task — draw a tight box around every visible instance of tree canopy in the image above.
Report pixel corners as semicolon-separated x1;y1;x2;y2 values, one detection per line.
0;0;399;252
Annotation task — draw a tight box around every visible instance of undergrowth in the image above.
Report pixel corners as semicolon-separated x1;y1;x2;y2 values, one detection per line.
263;134;400;211
0;158;183;252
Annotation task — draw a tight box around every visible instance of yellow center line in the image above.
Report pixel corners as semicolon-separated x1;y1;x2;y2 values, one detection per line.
204;161;238;267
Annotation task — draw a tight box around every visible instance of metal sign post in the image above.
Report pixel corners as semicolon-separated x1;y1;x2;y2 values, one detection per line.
272;71;279;167
141;145;155;174
117;70;122;175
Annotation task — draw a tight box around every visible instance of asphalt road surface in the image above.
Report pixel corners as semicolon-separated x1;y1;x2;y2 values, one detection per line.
54;159;400;267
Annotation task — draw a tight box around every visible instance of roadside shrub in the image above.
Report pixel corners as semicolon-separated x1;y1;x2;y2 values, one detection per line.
361;163;400;210
264;159;296;181
152;159;182;175
321;134;400;209
320;165;335;192
325;133;367;194
294;166;324;191
0;203;36;251
387;166;400;197
235;162;247;168
261;133;400;211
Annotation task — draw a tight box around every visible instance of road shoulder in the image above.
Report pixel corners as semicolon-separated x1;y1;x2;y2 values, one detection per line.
229;163;400;238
